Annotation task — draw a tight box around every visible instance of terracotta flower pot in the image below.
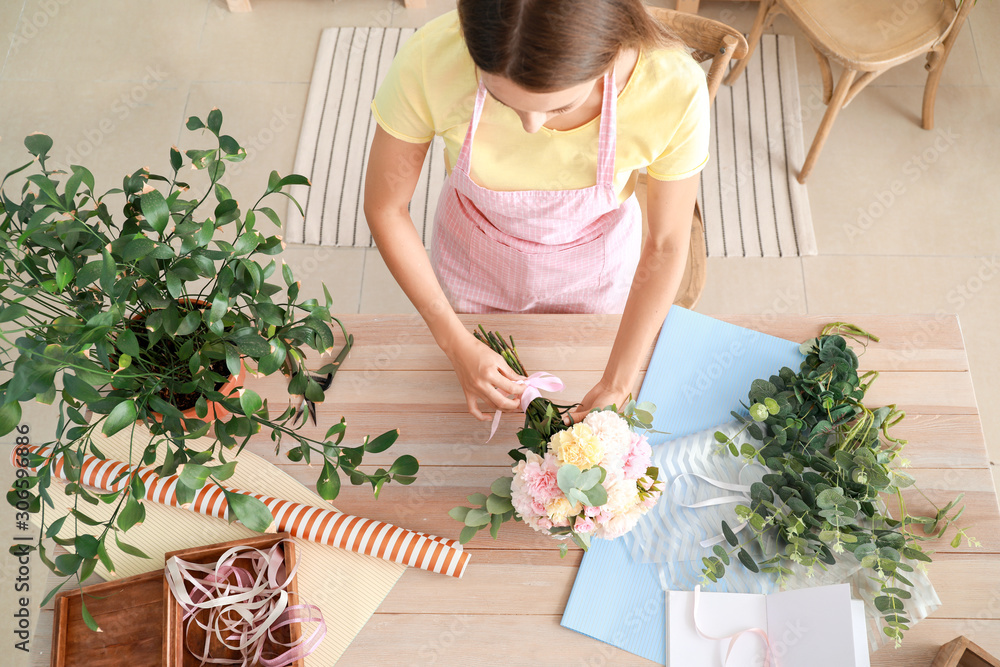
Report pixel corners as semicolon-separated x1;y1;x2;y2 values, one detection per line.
127;298;248;425
151;360;247;424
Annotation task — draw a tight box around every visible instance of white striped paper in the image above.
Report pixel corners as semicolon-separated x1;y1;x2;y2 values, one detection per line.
288;29;816;257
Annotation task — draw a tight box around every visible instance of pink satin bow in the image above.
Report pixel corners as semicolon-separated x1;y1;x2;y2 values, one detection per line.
488;371;565;441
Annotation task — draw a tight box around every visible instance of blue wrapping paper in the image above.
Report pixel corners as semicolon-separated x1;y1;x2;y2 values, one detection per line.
560;307;804;664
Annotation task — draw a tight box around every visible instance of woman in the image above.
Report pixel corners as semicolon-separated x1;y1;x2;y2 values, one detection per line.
364;0;709;424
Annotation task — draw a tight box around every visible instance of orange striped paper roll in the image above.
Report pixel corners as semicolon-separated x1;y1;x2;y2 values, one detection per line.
12;445;469;578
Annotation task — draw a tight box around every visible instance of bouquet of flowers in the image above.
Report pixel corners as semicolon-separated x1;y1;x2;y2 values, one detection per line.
450;328;663;556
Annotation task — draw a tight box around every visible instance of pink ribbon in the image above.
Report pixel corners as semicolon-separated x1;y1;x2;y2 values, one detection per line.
165;541;327;666
488;371;565;441
693;585;776;667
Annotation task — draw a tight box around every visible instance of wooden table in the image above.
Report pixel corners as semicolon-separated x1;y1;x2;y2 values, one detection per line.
30;314;1000;665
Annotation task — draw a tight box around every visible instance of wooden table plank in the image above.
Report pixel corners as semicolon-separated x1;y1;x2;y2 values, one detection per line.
256;368;980;416
330;314;969;373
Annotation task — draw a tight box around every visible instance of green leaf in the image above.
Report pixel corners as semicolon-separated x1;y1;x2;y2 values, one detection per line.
224;490;273;532
388;454;418;476
79;597;100;632
465;508;490;527
178;463;211;490
25;133;54;157
568;488;589;507
365;429;398;453
123;237;156;262
449;506;471;522
466;492;487;506
490;513;503;539
750;403;769;422
100;248;117;293
722;520;739;547
116;495;145;531
316;460;341;500
170;146;183;171
240;388;262;416
114;532;150;559
490;477;513;498
713;545;731;566
101;399;137;437
140;188;170;234
577;466;602;491
458;525;478;544
0;402;23;436
186;116;205;130
556;464;582;497
486;494;515;514
207;108;223;135
0;303;29;323
582;484;608;507
737;548;760;573
55;256;75;291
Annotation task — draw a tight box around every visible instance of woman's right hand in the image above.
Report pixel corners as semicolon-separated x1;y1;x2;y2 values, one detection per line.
444;332;525;421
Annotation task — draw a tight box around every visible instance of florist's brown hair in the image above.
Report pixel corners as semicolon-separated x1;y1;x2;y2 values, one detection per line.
457;0;680;92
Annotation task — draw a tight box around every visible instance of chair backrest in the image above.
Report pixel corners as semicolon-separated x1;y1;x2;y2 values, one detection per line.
647;6;749;104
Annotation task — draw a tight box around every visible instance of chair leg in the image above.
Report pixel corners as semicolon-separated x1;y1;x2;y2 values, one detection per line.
674;203;707;310
724;0;778;86
812;45;833;105
799;68;857;183
922;46;951;130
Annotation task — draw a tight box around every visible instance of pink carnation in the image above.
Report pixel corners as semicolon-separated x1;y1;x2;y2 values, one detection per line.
584;505;602;518
574;517;596;534
622;433;653;480
537;517;553;530
522;454;562;502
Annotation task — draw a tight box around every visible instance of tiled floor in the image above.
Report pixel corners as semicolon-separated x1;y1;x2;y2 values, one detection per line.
1;1;998;663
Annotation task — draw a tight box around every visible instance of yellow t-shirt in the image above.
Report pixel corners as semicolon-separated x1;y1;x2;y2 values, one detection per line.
371;10;710;203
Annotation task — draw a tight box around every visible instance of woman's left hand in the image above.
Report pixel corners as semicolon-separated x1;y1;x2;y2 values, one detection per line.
567;378;631;424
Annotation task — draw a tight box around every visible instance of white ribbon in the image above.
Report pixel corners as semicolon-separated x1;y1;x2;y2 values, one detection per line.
671;472;753;549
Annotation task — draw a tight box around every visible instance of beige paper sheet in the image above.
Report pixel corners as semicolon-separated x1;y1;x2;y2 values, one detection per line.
28;425;405;665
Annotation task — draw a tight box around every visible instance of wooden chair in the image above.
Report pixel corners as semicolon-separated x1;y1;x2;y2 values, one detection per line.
724;0;974;183
639;8;748;309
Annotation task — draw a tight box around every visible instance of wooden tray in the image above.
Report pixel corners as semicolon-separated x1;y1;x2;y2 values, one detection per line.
51;569;165;667
932;635;1000;667
163;533;304;667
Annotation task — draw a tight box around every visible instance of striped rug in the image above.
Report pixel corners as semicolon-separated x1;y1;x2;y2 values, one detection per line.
286;29;816;257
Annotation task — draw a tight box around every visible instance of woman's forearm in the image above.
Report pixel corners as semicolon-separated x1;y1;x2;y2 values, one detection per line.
367;209;467;350
601;242;687;394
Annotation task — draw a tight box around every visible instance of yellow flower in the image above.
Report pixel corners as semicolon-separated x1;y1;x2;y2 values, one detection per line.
549;423;603;470
545;496;582;524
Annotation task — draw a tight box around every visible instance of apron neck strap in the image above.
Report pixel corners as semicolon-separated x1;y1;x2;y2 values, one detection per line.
456;66;619;187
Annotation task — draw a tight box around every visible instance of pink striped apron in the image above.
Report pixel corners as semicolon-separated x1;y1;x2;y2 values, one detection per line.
431;68;641;314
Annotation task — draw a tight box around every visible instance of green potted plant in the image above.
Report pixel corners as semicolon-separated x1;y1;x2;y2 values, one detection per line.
0;110;417;610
